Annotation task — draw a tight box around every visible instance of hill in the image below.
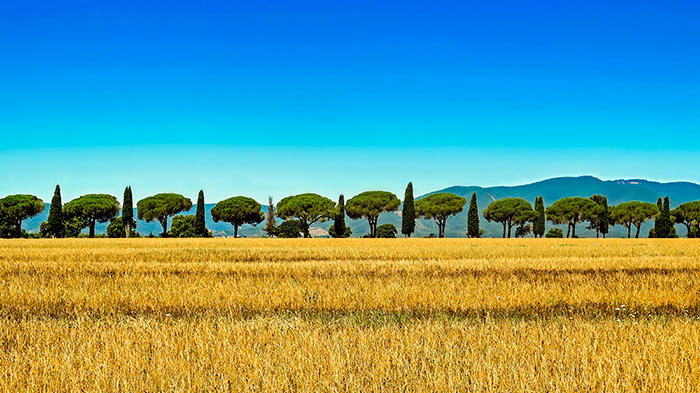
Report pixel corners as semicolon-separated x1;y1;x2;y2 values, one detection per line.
20;176;700;237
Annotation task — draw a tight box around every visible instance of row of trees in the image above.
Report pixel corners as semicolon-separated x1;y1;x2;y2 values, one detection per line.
2;183;700;238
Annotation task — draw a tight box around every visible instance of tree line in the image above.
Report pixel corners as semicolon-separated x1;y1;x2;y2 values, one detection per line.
1;182;699;239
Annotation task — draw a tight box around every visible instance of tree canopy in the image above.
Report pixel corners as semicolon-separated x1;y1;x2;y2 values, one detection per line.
211;196;264;238
168;215;197;238
346;191;400;237
483;198;535;238
137;193;193;236
0;194;45;238
401;182;415;237
274;219;302;238
276;193;335;238
467;192;480;238
588;195;610;238
415;192;466;238
375;223;398;238
533;196;546;238
545;197;600;238
45;185;64;238
106;217;138;238
63;194;119;238
611;201;659;238
331;194;347;238
671;201;700;238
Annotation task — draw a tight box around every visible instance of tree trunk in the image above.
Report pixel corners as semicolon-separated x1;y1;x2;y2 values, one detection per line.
234;225;239;238
685;223;692;238
15;220;22;238
160;217;168;237
635;224;641;238
596;229;600;238
507;220;512;238
502;223;507;238
125;222;131;238
438;219;446;238
302;221;310;238
571;221;577;238
89;219;95;238
627;225;631;238
566;225;571;238
368;216;378;238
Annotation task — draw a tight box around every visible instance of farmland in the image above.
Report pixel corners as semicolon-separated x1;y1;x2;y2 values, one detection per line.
1;239;699;392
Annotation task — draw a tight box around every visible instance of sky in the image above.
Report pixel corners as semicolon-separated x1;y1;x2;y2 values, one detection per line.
1;0;699;203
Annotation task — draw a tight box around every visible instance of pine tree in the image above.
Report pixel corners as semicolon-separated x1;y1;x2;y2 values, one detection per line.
194;190;208;237
401;182;415;237
45;185;64;238
467;192;480;238
122;186;133;238
534;196;546;238
263;196;277;237
332;194;346;238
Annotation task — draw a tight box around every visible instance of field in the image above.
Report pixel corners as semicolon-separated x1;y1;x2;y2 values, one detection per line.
1;239;699;392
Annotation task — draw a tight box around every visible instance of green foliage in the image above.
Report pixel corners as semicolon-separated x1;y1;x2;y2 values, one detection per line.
106;217;139;238
415;193;466;238
137;193;193;237
45;185;64;238
274;219;302;238
653;196;674;238
483;198;535;238
194;190;210;237
514;224;532;238
328;224;352;238
277;193;336;238
64;194;120;238
545;197;600;238
0;194;45;238
64;216;89;237
346;191;400;238
122;186;134;237
264;196;277;237
533;196;546;238
375;223;398;238
211;196;264;238
332;195;347;238
168;215;197;238
401;182;415;237
467;192;480;238
671;201;700;238
611;201;659;238
545;228;564;238
588;195;610;238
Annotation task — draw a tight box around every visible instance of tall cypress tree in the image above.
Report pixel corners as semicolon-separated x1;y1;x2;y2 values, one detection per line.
333;194;346;238
122;186;133;238
263;196;277;237
467;192;480;238
534;196;546;238
194;190;208;237
45;185;64;238
599;197;610;238
401;182;415;237
654;196;672;238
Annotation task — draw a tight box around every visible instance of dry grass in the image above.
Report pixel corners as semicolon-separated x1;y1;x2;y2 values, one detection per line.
1;238;699;392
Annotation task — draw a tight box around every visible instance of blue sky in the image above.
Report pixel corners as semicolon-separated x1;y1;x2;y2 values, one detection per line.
1;0;699;203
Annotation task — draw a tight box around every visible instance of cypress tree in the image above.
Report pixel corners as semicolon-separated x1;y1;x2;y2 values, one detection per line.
122;186;133;238
401;182;415;237
655;196;672;238
467;192;480;238
263;196;277;237
194;190;208;237
332;194;346;238
45;185;64;238
534;196;546;238
599;197;610;238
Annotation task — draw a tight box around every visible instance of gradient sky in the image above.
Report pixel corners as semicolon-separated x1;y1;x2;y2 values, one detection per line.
1;0;699;203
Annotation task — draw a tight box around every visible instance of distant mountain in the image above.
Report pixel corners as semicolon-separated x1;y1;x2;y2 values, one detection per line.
20;176;700;238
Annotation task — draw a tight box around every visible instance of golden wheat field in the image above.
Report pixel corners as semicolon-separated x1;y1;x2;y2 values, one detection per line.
1;238;699;392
